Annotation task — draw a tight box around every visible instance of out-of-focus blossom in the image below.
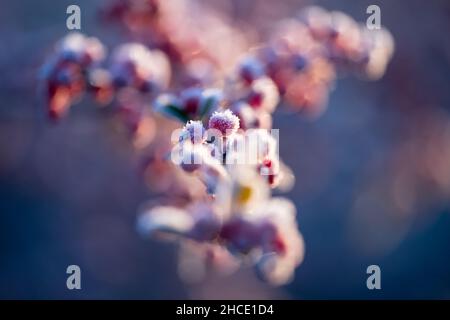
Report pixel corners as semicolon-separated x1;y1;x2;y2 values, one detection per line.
236;56;265;85
110;43;171;92
246;77;280;113
41;62;85;120
259;18;336;116
87;68;114;105
40;32;107;119
230;101;272;130
182;58;219;87
225;70;280;114
101;0;161;33
137;205;195;239
138;201;222;241
223;198;304;285
177;241;240;283
114;88;156;149
138;165;303;285
359;28;395;80
142;146;207;199
55;32;106;67
299;6;394;79
102;0;248;72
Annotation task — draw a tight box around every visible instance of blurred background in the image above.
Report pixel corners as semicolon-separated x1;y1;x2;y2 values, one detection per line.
0;0;449;299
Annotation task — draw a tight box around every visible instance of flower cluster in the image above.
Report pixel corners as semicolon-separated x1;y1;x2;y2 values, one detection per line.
40;33;106;119
138;165;304;285
39;2;394;285
240;6;395;116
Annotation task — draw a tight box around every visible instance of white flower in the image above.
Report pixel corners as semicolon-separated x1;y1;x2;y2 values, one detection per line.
244;197;305;285
298;6;333;40
216;165;270;216
137;202;222;242
179;120;206;144
361;27;395;80
137;206;193;239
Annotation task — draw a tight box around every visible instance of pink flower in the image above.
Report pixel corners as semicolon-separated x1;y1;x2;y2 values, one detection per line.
246;77;280;113
40;33;107;120
208;110;240;136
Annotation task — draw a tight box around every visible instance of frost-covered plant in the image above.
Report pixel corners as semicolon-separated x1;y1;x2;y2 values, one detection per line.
39;1;394;285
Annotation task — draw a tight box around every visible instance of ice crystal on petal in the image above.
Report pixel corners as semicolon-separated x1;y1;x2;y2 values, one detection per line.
208;110;240;136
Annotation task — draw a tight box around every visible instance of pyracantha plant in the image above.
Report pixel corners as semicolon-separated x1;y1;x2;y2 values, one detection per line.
39;0;394;285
